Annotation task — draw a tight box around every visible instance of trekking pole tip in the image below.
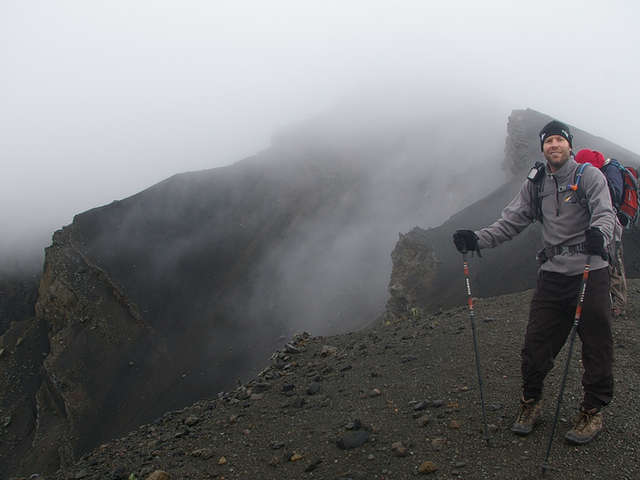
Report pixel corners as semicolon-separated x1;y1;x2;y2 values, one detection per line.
541;463;548;476
541;462;557;476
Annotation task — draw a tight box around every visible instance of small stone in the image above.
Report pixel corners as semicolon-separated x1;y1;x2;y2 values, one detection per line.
2;415;12;428
173;429;188;438
431;399;445;408
218;456;227;465
145;471;170;480
184;415;200;426
449;420;461;429
391;441;408;457
417;415;430;427
252;382;271;392
0;348;5;357
431;438;446;451
413;401;430;411
270;441;285;449
284;343;301;354
345;419;362;430
337;430;369;449
321;345;338;356
305;458;322;472
401;355;418;363
190;447;214;459
369;388;382;397
454;461;467;468
340;364;353;372
307;382;321;395
290;452;303;462
418;461;438;474
268;455;280;466
250;393;264;401
282;384;295;392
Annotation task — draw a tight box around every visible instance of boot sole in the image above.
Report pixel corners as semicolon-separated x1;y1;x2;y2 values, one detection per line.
564;429;601;445
510;418;540;436
510;425;533;436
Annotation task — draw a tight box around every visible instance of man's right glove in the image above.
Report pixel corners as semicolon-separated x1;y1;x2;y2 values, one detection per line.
453;229;481;256
584;227;608;261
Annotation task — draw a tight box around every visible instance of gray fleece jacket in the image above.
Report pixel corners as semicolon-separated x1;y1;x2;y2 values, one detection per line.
475;157;615;275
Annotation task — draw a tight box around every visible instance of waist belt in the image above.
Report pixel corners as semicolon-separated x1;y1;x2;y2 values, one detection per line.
537;243;586;264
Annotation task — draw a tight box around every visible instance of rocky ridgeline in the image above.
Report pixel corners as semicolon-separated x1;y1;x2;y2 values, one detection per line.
27;283;640;480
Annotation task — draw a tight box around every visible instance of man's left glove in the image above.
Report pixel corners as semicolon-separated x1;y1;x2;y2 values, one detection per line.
584;227;608;260
453;229;482;257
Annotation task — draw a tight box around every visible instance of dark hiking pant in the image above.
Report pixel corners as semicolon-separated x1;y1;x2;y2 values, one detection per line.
521;267;613;410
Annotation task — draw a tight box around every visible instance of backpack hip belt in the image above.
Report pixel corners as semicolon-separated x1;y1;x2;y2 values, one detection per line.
536;243;587;264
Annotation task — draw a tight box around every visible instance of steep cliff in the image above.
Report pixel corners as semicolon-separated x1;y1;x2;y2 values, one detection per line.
1;105;506;477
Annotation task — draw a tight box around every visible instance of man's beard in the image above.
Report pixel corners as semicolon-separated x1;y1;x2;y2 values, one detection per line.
544;150;571;169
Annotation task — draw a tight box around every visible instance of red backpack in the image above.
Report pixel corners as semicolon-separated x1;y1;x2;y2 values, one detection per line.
605;159;639;228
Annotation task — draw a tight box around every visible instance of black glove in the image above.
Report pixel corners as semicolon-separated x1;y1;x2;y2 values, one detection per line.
453;229;481;256
584;227;607;260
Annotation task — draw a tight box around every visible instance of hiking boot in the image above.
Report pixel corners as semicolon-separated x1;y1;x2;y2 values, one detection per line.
511;396;543;436
565;407;603;445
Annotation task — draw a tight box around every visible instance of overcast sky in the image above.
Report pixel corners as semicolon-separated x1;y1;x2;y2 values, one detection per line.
2;0;639;260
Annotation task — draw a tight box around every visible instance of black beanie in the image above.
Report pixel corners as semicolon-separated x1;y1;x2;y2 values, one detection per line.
539;120;573;151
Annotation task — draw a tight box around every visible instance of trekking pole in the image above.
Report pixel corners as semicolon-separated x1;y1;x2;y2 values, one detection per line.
462;252;490;444
541;258;592;476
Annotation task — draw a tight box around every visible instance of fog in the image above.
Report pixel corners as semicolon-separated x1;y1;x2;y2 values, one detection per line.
2;1;640;269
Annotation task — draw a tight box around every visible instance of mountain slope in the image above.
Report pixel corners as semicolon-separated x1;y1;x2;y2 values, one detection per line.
51;280;640;480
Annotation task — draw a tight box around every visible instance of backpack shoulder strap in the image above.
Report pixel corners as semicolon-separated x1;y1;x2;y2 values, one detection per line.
571;162;589;191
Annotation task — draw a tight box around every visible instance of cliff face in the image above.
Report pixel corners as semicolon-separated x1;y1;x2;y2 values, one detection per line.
1;227;174;475
387;109;640;320
1;105;507;477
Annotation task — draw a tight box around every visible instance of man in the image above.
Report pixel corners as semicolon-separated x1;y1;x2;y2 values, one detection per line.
575;149;627;317
453;120;615;445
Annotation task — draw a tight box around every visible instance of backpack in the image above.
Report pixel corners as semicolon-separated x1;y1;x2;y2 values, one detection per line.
601;159;639;228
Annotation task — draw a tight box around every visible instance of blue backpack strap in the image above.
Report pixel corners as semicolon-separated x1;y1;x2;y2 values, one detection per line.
571;163;589;191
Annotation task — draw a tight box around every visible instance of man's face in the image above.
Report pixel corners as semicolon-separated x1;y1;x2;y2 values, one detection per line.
542;135;571;171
